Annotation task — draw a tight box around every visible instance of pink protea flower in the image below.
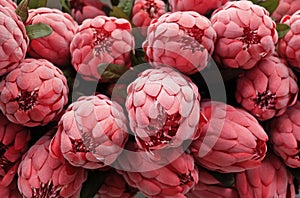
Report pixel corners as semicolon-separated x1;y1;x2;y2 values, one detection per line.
0;177;21;198
70;16;134;81
169;0;228;15
96;169;138;198
116;143;199;198
0;58;69;127
25;7;78;67
235;54;298;121
235;154;295;198
0;112;30;187
190;101;268;173
211;1;278;69
278;10;300;70
0;0;17;10
272;0;300;22
0;5;29;76
187;167;239;198
17;133;88;198
50;94;129;169
131;0;166;34
125;67;200;152
70;0;106;24
268;101;300;168
143;11;216;74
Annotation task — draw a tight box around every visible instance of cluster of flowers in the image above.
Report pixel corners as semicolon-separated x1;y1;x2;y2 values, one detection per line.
1;0;300;197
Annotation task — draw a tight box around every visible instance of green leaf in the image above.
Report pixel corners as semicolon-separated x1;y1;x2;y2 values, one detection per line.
60;0;71;14
80;170;107;198
28;0;48;9
276;23;290;38
250;0;279;15
99;0;113;9
97;63;129;82
109;6;130;20
117;0;135;17
209;171;235;187
15;0;29;22
25;23;53;40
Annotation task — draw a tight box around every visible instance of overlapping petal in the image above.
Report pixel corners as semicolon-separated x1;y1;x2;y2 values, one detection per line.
50;94;129;169
0;0;17;10
70;15;134;81
235;54;298;121
272;0;300;22
211;1;278;69
190;101;268;173
25;8;78;67
126;67;200;152
143;11;216;74
0;58;69;127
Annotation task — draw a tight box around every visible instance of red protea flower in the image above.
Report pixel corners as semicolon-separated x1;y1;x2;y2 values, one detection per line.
131;0;166;34
211;1;278;69
0;177;21;198
278;10;300;70
70;15;134;81
0;58;69;127
0;0;17;10
70;0;106;24
190;101;268;173
268;101;300;168
125;67;200;152
50;94;129;169
143;11;216;74
235;54;298;121
169;0;228;15
96;169;138;198
17;133;88;198
272;0;300;22
0;5;28;76
25;7;78;67
235;154;295;198
187;167;239;198
115;142;199;198
0;112;30;187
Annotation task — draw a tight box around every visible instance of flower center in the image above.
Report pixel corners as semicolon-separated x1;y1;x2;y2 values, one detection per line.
180;26;205;53
93;29;113;56
81;132;100;153
239;27;261;50
32;181;62;198
70;138;88;153
144;0;158;18
253;90;276;110
0;142;14;173
14;90;39;111
178;173;194;185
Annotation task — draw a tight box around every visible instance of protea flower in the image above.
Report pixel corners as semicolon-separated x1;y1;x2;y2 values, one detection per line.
125;67;200;152
211;1;278;69
235;54;298;121
70;0;106;24
0;0;17;10
0;112;30;187
0;5;28;76
272;0;300;22
0;58;69;127
17;133;88;198
278;10;300;70
187;167;239;198
115;142;199;198
70;15;134;81
143;11;216;74
190;101;268;173
131;0;166;34
96;169;138;198
268;101;300;168
25;7;78;67
50;94;129;169
169;0;228;15
235;154;295;198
